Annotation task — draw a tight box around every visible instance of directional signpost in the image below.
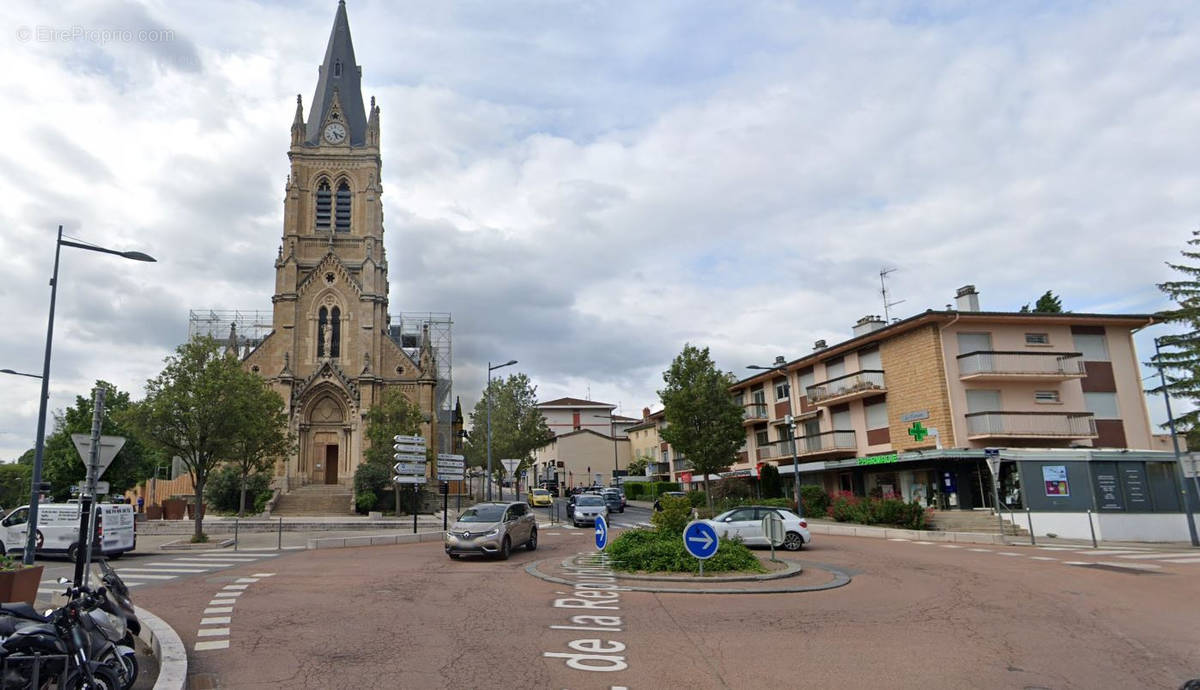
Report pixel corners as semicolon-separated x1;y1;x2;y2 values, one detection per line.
500;459;520;501
393;435;427;533
594;514;608;551
683;520;719;576
436;453;466;530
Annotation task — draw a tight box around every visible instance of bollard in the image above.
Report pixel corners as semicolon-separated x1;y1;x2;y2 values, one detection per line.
1025;508;1035;546
1086;509;1098;548
234;518;239;552
278;516;283;551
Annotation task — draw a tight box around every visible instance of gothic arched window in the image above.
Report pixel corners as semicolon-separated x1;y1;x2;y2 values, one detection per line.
317;306;328;358
335;181;351;232
330;306;341;358
315;180;332;231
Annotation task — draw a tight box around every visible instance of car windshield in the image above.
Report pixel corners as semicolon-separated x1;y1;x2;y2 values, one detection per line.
533;489;550;496
458;505;506;522
577;496;604;506
713;510;736;521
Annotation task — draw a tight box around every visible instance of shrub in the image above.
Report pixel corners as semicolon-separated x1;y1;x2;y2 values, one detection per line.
625;483;646;499
686;490;706;508
645;481;681;498
827;490;927;529
353;461;393;513
206;465;273;513
711;477;753;502
608;528;764;574
799;485;829;517
759;464;782;499
651;495;692;535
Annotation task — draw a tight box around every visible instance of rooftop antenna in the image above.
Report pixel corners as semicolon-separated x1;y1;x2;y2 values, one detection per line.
880;266;905;322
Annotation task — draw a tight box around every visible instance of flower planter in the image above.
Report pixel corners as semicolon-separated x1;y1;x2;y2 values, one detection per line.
0;565;44;604
146;505;163;520
162;498;186;520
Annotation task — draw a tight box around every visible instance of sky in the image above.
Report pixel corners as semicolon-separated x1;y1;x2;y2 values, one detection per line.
0;0;1194;461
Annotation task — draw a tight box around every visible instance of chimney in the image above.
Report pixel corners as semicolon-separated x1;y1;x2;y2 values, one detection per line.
955;285;980;311
853;315;887;336
642;407;651;420
813;339;827;352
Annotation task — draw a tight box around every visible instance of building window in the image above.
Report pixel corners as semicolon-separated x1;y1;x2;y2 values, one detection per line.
1072;333;1109;361
335;181;351;232
774;377;790;401
775;424;792;444
315;180;331;230
334;59;342;77
1025;333;1050;345
317;306;328;358
1084;392;1119;419
1034;390;1060;404
865;400;888;429
330;306;341;358
797;368;815;397
755;429;769;447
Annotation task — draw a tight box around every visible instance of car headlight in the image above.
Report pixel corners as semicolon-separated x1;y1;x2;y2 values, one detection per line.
482;528;499;537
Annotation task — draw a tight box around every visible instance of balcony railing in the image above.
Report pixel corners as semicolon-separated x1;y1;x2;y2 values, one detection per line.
793;430;857;457
957;351;1086;380
965;411;1097;439
756;443;786;461
805;370;886;405
742;402;769;423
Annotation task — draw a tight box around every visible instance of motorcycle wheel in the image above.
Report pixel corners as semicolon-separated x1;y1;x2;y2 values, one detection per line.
62;664;122;690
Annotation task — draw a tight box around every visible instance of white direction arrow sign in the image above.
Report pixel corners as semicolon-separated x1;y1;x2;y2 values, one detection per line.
393;444;426;454
71;434;126;479
74;481;110;495
393;475;426;484
393;463;425;474
500;459;521;475
437;474;464;482
393;435;425;444
688;531;714;551
393;453;426;463
437;453;465;462
437;460;465;469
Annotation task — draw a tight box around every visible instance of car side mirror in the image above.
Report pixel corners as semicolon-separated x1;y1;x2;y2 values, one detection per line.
724;517;733;522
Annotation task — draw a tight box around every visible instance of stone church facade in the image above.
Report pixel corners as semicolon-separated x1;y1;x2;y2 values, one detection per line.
236;2;454;489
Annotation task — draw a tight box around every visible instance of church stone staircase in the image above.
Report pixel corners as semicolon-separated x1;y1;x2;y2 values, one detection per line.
271;483;355;517
927;509;1029;537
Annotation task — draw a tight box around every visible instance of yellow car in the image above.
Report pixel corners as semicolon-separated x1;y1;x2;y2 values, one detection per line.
528;488;554;507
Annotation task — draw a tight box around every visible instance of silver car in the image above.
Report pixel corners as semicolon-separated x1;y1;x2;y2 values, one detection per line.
444;501;537;560
569;494;608;527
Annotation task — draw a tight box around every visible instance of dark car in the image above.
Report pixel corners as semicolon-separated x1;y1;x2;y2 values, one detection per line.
653;491;688;511
601;491;623;513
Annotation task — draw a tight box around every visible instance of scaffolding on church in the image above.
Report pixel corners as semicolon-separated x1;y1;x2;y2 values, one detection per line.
187;309;273;355
391;312;455;452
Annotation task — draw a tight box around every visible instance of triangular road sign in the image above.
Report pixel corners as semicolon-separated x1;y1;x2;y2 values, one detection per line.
71;434;127;479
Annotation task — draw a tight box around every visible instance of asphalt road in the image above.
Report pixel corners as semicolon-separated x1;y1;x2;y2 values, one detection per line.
125;522;1200;689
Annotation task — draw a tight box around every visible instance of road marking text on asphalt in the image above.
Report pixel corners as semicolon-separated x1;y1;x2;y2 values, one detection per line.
545;552;630;674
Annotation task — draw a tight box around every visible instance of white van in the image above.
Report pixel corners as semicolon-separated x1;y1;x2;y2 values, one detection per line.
0;502;136;560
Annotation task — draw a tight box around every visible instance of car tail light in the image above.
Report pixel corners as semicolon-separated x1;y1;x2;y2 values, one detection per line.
799;520;807;528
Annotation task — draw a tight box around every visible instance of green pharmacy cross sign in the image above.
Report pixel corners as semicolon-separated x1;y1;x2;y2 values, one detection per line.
907;421;929;442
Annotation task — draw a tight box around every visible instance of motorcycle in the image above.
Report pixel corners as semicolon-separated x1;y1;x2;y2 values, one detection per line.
0;590;122;689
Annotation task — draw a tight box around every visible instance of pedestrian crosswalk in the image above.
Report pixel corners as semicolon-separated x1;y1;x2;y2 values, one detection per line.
38;550;283;597
887;538;1200;572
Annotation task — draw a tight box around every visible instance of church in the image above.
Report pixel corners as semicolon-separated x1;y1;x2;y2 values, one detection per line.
192;1;460;494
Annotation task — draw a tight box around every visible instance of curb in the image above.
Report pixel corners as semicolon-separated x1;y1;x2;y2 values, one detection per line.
134;605;187;690
525;557;852;594
307;530;447;549
558;555;805;582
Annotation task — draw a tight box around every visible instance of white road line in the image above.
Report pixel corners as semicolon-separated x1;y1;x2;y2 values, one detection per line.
1095;561;1162;571
234;578;260;584
217;591;243;597
968;548;991;553
1063;561;1092;565
1034;547;1078;551
201;617;231;625
194;640;230;651
1082;550;1142;556
117;568;210;574
172;558;260;564
939;545;962;549
197;628;230;637
252;573;275;577
203;607;233;614
208;600;236;607
1116;552;1200;560
913;541;935;544
1161;557;1200;564
110;573;176;580
1030;556;1057;561
996;552;1021;556
222;585;249;591
888;538;911;542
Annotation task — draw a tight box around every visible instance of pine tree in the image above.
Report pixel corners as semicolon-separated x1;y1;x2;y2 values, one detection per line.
1019;290;1065;313
1154;229;1200;441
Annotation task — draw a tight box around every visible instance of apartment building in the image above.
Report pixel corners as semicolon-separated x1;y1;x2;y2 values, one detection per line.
721;287;1192;539
625;408;685;480
529;397;636;491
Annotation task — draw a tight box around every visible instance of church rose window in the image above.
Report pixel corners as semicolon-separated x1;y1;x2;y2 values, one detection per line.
316;180;332;231
335;181;351;232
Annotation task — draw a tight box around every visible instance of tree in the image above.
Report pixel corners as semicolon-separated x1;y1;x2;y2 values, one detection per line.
1019;290;1065;313
358;389;424;513
41;381;161;502
463;373;552;490
1154;229;1200;443
627;454;652;477
225;375;293;516
759;463;782;499
658;344;745;512
0;463;32;509
17;449;34;466
127;337;277;541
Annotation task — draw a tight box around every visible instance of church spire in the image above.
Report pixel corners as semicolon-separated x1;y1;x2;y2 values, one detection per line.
305;0;368;147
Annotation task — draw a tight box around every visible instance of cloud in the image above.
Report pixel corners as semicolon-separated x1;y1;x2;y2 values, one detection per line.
0;0;1195;460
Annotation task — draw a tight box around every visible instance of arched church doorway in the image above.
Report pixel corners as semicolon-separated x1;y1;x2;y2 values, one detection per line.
306;395;347;485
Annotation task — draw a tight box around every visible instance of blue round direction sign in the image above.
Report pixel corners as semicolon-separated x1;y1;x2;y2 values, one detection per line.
594;515;608;551
683;520;719;560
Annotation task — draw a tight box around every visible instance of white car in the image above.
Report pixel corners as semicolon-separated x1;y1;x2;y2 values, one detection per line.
706;506;810;551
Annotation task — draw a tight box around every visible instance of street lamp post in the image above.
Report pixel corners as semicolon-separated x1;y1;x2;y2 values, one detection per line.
747;356;802;513
593;414;621;487
15;225;155;565
486;359;517;501
1152;337;1200;547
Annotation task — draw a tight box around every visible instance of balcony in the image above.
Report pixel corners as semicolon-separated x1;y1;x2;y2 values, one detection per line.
965;411;1097;440
805;370;886;406
756;443;785;461
957;351;1086;381
742;402;769;425
792;430;858;459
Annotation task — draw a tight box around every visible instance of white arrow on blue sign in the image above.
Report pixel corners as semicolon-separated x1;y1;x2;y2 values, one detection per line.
594;514;608;551
683;520;719;560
